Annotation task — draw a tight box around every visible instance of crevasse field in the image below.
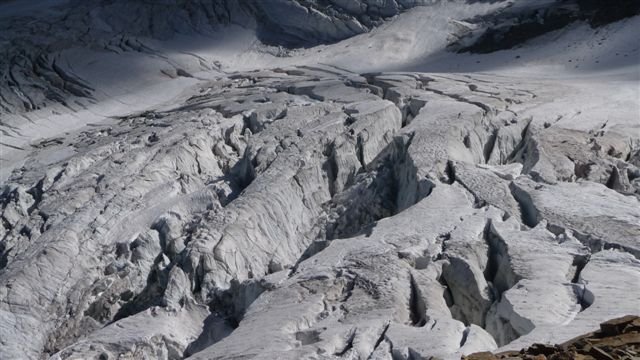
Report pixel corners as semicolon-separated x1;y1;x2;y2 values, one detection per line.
0;1;638;359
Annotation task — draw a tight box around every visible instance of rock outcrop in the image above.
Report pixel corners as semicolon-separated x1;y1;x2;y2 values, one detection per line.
465;315;640;360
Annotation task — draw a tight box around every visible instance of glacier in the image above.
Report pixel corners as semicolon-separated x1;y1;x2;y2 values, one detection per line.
0;1;639;359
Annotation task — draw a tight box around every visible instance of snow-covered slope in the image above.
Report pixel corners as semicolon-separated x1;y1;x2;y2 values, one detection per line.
1;1;639;359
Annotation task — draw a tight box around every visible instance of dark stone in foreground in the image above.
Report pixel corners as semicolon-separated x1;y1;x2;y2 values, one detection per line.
463;315;640;360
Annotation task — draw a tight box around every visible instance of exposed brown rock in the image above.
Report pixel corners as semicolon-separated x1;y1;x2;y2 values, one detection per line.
464;316;640;360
